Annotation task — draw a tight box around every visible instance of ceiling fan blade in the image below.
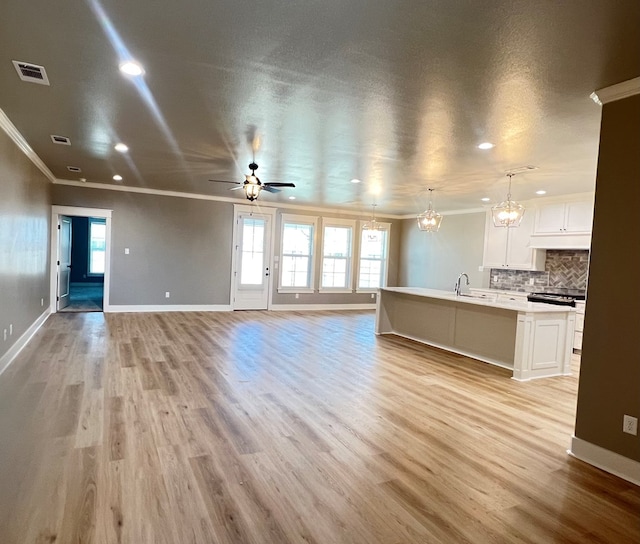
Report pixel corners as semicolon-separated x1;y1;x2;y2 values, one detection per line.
264;182;295;188
262;186;281;193
230;186;246;191
209;179;241;185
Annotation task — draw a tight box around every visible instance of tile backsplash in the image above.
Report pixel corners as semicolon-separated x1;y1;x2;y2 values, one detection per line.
490;250;589;291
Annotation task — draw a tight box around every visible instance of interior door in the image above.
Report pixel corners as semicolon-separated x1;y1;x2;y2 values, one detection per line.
57;215;72;310
233;212;272;310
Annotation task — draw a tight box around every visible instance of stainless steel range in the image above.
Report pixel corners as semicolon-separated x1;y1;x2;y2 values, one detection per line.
527;289;586;307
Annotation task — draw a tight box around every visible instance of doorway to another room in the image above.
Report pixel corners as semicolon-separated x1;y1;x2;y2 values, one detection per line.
50;206;112;314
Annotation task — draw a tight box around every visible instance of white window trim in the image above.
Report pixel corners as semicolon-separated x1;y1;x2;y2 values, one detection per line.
278;214;319;293
319;217;357;292
356;220;391;291
87;217;107;277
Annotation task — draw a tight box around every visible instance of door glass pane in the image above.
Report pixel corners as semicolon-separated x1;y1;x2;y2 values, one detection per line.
240;218;265;285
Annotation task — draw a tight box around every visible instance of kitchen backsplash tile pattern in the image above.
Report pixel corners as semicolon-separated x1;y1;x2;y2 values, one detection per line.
545;249;589;288
490;249;589;291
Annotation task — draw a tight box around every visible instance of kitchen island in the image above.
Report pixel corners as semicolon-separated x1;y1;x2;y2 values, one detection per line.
375;287;576;380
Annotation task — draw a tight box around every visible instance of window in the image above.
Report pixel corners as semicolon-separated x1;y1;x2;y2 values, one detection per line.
357;223;390;290
279;215;318;291
321;219;355;290
88;218;106;275
240;217;265;285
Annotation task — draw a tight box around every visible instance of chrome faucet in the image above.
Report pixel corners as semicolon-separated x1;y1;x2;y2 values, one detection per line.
454;272;470;296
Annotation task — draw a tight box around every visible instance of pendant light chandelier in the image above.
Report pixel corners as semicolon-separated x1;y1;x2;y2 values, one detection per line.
417;188;443;232
491;173;525;227
363;204;381;238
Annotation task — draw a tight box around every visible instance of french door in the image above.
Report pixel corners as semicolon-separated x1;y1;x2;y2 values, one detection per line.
232;207;274;310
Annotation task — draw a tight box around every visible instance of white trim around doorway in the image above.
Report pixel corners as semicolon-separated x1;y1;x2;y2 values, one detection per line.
50;206;113;313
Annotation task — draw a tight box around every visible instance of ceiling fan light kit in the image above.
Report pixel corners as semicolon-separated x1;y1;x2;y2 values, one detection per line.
417;189;443;232
210;161;295;202
491;173;525;227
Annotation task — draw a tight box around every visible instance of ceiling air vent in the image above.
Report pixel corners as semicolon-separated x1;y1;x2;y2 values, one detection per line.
12;60;50;86
51;135;71;145
67;166;82;172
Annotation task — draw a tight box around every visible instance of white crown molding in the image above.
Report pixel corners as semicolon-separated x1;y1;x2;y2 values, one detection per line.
592;76;640;105
569;436;640;486
0;108;57;183
54;178;405;220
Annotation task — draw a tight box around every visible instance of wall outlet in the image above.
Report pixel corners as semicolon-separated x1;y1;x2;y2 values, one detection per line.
295;293;299;299
3;329;6;341
623;415;638;435
492;275;498;283
40;298;44;307
125;248;130;255
165;291;170;298
9;324;12;336
478;266;483;272
371;293;375;299
529;278;535;285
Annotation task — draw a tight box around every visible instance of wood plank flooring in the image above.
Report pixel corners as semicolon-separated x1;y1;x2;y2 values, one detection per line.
0;310;638;544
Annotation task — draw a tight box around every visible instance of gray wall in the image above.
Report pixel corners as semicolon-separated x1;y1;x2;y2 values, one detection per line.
398;212;487;291
0;129;51;361
271;207;401;306
51;186;233;306
575;93;640;463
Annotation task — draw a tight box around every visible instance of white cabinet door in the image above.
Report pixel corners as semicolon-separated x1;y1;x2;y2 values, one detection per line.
483;211;543;270
483;216;509;268
534;200;593;235
564;200;593;233
534;203;566;233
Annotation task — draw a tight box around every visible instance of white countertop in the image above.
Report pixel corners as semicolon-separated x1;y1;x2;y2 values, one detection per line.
381;287;575;314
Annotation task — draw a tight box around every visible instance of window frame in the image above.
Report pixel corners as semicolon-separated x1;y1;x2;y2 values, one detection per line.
87;217;107;277
355;221;391;292
278;214;319;293
319;218;357;293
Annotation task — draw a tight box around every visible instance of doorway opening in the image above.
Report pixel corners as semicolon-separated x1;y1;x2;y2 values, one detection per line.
50;206;112;314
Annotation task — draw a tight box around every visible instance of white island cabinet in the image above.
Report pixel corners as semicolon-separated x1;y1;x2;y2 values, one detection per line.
375;287;576;381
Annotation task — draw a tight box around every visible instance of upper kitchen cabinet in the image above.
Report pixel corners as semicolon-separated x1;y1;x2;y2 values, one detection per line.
534;199;593;234
529;197;594;250
483;209;545;270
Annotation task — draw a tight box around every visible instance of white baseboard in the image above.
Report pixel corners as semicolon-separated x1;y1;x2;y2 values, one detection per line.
569;435;640;486
106;304;232;313
269;303;376;311
0;308;51;377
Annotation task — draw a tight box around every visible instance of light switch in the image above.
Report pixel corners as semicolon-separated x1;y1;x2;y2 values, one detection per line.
125;248;130;254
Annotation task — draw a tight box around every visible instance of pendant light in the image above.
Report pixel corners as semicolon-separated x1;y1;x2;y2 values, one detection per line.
491;173;525;227
417;188;443;232
363;204;381;239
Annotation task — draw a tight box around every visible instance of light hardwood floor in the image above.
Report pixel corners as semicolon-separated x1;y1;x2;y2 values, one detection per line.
0;310;638;543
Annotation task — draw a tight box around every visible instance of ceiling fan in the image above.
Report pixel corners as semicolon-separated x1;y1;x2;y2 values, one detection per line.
209;162;295;201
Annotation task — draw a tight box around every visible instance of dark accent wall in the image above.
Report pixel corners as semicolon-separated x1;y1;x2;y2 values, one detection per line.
70;217;104;284
575;93;640;463
0;128;51;362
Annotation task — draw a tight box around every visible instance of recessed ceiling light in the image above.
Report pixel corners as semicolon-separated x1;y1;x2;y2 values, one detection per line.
536;190;547;195
478;142;494;150
113;174;123;181
119;61;144;76
114;142;129;153
481;197;490;202
288;196;296;200
350;178;362;184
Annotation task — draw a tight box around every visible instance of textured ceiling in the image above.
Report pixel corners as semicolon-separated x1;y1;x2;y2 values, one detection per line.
1;0;639;214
